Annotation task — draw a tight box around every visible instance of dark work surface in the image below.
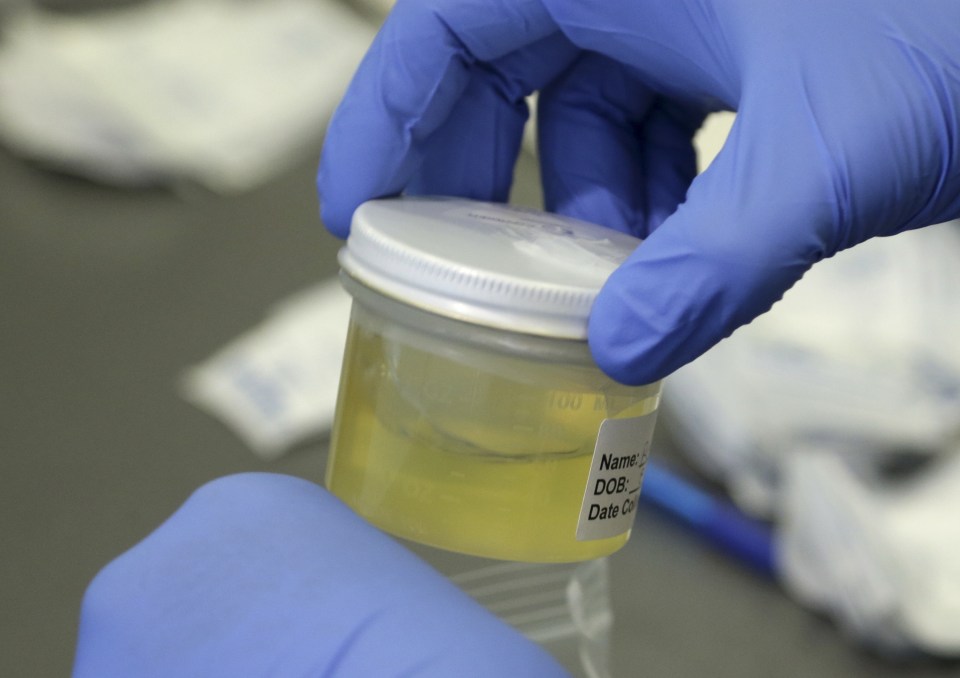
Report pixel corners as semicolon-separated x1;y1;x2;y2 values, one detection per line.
2;146;959;678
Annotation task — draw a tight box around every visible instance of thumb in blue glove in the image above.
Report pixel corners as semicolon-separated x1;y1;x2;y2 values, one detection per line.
319;0;960;385
73;474;569;678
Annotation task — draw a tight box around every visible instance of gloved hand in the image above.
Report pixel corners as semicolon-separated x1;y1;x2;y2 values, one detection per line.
318;0;960;385
73;474;569;678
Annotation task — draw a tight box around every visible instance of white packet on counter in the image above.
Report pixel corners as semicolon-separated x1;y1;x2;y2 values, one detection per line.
180;279;352;459
779;447;960;656
0;0;374;191
663;222;960;517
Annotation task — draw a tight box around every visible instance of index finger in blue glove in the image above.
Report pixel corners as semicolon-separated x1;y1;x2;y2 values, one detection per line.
538;52;707;238
74;474;569;678
318;0;568;237
404;31;578;203
588;105;835;385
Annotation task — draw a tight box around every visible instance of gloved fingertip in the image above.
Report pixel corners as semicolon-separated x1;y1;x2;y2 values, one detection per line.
588;283;668;387
585;222;729;386
317;170;354;239
319;201;352;240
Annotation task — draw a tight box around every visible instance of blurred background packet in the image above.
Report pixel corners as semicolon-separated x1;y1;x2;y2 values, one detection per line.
0;0;373;191
4;0;960;664
663;221;960;655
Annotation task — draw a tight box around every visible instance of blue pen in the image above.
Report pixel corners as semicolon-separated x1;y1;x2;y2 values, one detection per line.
638;458;777;578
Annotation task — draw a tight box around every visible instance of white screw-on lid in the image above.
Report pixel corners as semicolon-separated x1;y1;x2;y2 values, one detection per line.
339;197;641;340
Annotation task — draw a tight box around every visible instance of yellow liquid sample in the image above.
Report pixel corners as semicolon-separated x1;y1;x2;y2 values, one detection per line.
326;309;659;562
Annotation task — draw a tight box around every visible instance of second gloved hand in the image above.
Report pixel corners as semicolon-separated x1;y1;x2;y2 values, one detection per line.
73;474;569;678
319;0;960;384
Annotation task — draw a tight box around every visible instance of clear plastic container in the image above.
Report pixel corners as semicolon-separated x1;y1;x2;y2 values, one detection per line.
432;549;614;678
326;197;661;563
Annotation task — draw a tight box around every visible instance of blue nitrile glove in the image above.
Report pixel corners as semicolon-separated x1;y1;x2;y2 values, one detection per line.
318;0;960;385
73;474;569;678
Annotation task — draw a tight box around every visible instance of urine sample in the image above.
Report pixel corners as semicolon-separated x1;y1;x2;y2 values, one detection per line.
326;197;662;562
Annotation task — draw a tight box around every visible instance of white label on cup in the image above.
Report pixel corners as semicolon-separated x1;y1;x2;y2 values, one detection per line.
576;412;657;541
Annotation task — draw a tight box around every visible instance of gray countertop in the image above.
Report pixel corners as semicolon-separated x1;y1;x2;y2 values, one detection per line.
2;146;958;677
